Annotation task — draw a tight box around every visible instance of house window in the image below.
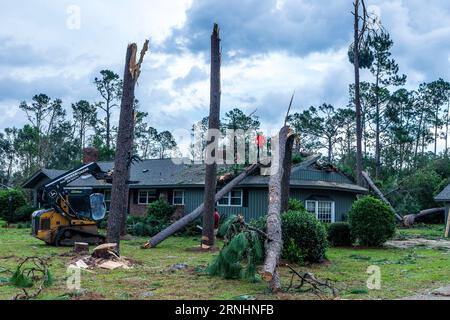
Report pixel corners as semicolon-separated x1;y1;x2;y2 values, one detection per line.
138;190;157;205
103;190;111;211
218;189;243;207
173;189;185;205
305;200;335;223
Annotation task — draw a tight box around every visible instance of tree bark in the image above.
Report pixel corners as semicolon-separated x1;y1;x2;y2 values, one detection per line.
146;163;261;248
201;24;221;249
107;42;148;253
353;0;363;186
361;171;403;222
375;72;381;178
280;133;296;213
263;126;289;292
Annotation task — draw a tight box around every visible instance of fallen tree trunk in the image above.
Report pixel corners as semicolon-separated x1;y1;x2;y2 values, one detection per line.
403;207;445;227
361;171;403;222
263;126;289;292
145;163;261;248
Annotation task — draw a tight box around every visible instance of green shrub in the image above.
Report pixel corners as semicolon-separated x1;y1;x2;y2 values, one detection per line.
251;209;328;263
283;238;304;263
327;222;352;247
288;198;305;211
348;196;396;247
0;189;28;223
147;200;175;220
13;205;36;223
282;210;328;263
127;214;170;237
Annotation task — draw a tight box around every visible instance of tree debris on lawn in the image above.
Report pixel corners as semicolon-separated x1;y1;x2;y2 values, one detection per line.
69;243;134;270
286;264;337;300
207;215;264;282
1;257;53;300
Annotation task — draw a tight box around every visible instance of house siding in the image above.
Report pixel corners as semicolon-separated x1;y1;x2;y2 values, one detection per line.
23;167;362;224
180;187;356;223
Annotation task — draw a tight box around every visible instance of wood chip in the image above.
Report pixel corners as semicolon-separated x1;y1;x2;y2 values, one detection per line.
99;260;127;270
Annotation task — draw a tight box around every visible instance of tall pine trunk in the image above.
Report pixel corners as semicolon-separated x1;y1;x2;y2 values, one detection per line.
201;24;221;249
375;71;381;178
353;0;363;186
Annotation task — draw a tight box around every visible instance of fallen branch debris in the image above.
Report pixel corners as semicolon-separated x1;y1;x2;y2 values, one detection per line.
286;264;337;299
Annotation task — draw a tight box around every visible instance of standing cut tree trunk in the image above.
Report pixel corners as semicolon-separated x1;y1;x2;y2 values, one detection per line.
202;23;221;249
107;41;149;253
263;126;290;292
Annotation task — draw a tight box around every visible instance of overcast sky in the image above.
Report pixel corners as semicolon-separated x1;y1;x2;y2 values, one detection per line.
1;0;450;154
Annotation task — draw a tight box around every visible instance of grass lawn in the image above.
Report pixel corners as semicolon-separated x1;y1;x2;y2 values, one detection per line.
0;223;449;300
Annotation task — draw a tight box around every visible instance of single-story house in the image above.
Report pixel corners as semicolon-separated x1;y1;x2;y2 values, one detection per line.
21;155;368;223
434;184;450;223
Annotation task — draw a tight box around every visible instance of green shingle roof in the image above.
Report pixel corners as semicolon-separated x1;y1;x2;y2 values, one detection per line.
22;156;368;194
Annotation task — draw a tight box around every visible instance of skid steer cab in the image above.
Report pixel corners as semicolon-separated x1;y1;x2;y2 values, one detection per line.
31;162;111;246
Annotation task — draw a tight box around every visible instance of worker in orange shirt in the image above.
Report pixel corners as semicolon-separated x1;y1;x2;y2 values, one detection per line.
214;207;220;239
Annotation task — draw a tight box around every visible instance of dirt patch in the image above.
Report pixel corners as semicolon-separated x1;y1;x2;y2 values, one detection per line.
400;285;450;300
385;238;450;250
71;291;106;300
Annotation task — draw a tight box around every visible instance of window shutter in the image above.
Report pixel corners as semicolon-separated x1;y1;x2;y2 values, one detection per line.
242;189;249;207
133;190;139;204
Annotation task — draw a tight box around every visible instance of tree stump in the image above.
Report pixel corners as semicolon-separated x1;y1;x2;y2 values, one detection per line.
92;243;118;259
73;242;89;255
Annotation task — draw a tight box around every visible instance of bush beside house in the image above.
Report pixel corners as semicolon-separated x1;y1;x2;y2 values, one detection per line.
0;189;30;223
127;199;174;237
282;210;328;263
348;196;396;247
250;199;328;264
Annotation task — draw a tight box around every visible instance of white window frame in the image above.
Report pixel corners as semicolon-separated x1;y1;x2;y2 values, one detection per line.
172;189;185;205
305;200;335;223
217;189;243;207
138;189;157;205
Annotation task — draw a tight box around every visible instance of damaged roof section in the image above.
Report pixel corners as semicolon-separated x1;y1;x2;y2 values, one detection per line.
22;155;367;194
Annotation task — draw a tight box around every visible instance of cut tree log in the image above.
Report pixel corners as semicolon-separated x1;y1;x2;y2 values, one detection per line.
106;40;149;253
263;126;289;292
145;163;261;248
73;242;89;254
403;207;445;227
361;171;403;222
202;23;222;249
